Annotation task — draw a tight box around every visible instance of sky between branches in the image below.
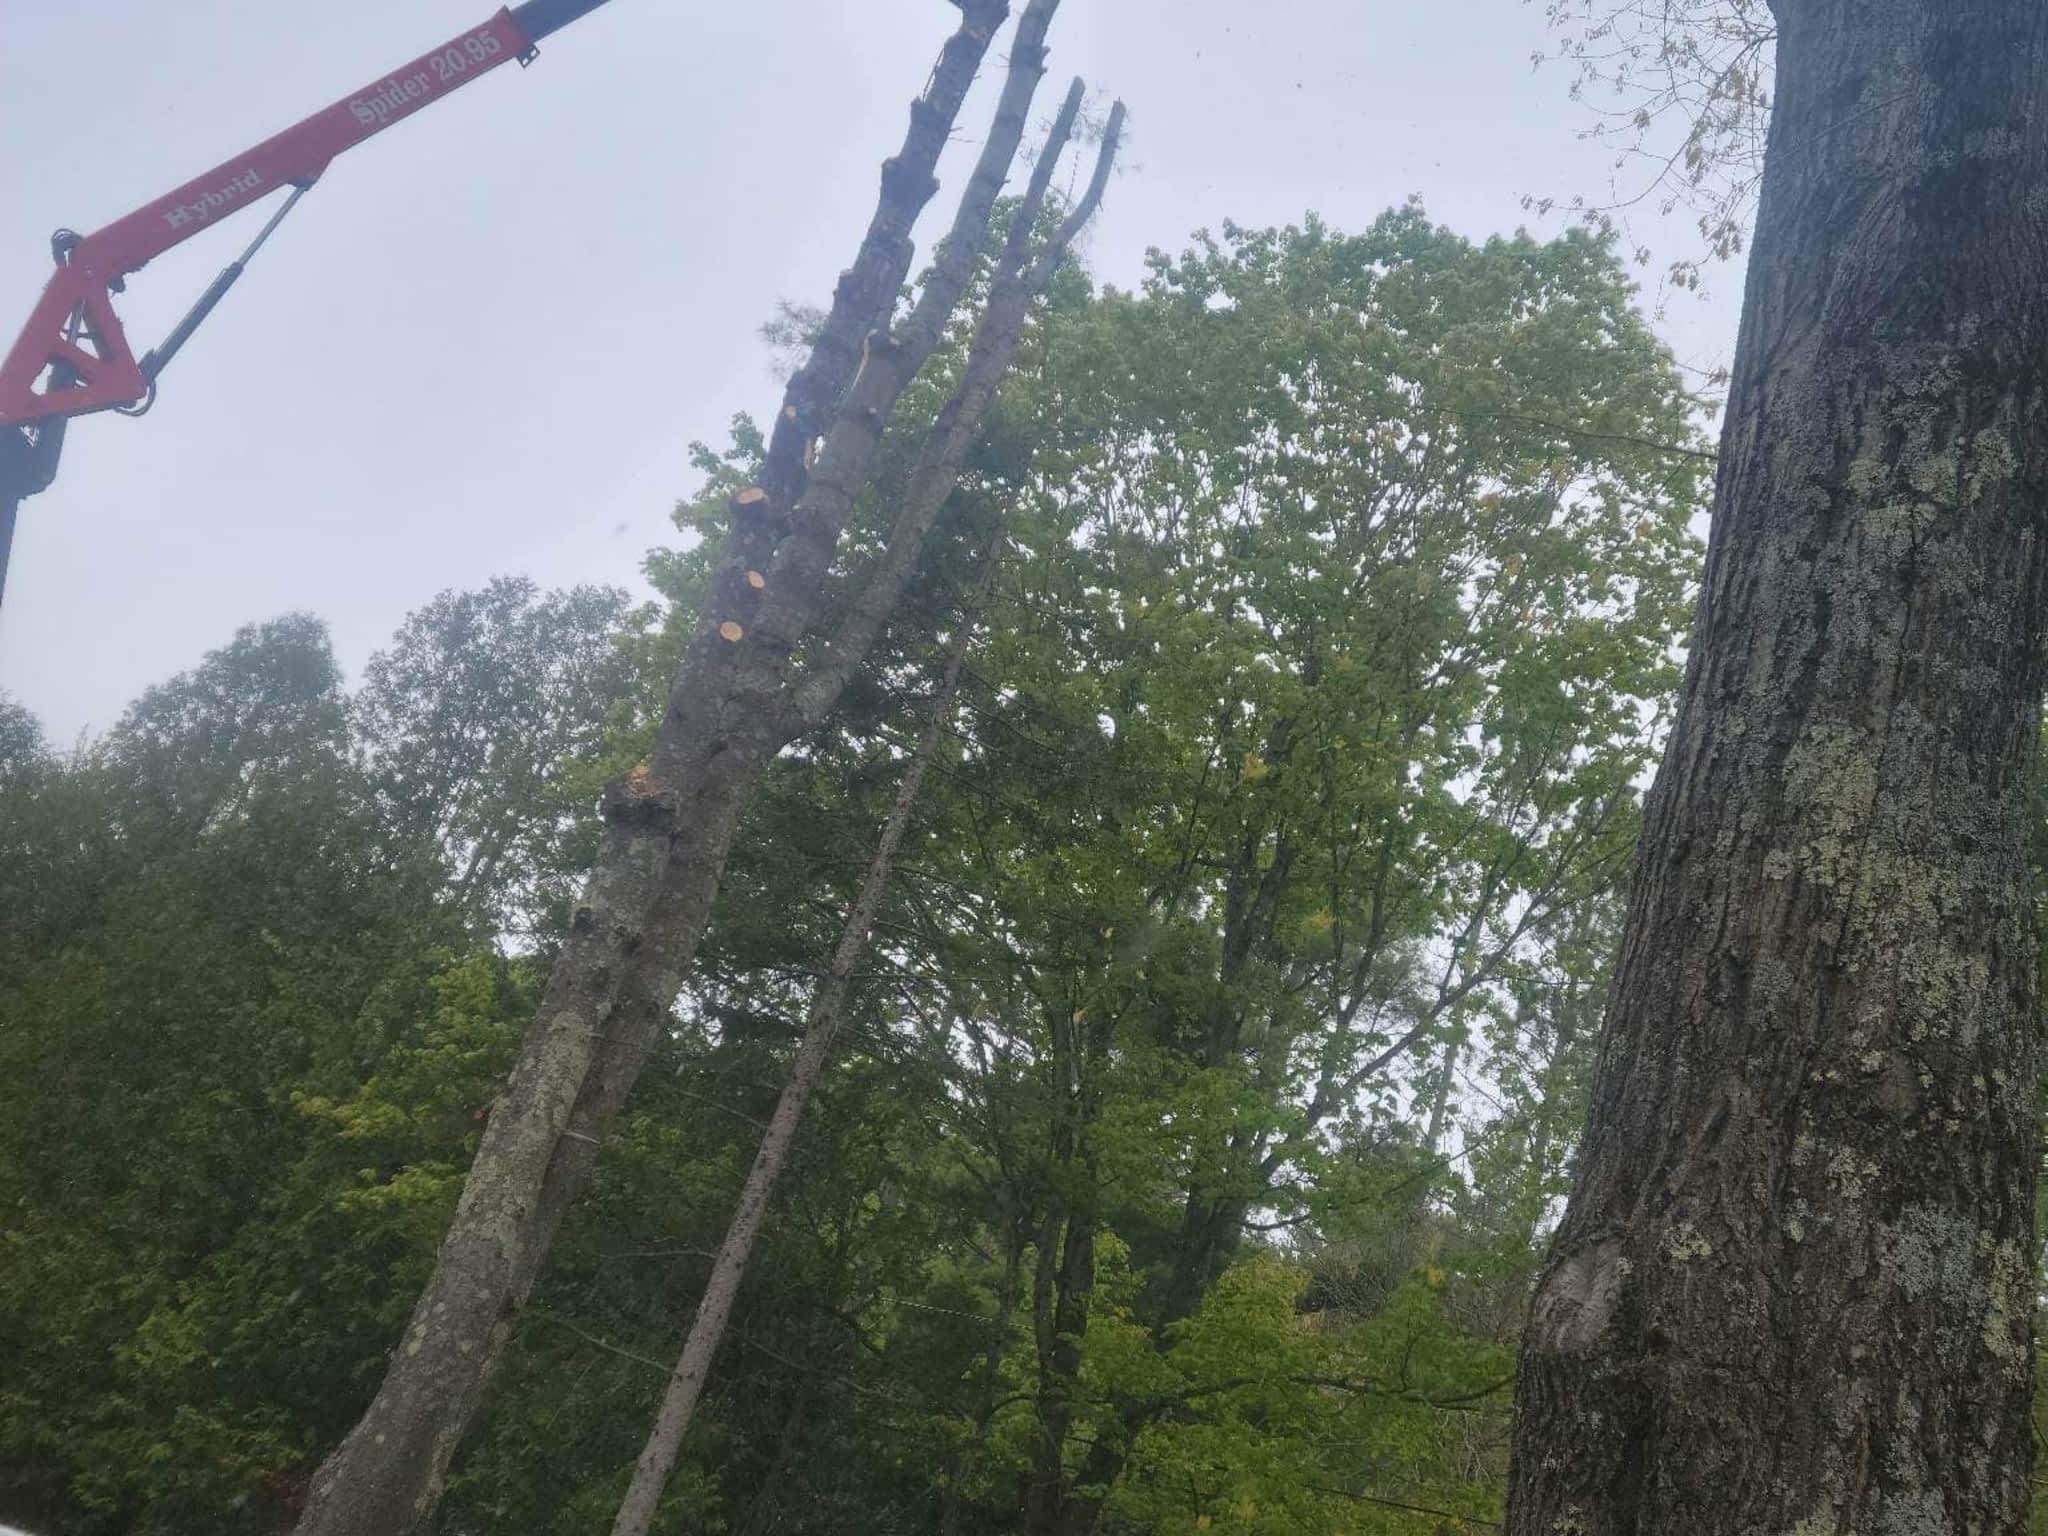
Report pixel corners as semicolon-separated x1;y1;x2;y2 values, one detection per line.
0;0;1743;740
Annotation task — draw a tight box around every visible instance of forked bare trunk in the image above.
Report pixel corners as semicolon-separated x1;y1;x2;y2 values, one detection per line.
293;5;1125;1531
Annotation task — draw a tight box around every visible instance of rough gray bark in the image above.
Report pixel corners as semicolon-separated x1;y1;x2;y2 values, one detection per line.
1506;3;2048;1531
1021;982;1115;1536
1024;1207;1098;1536
609;579;988;1536
291;7;1121;1533
941;1213;1031;1536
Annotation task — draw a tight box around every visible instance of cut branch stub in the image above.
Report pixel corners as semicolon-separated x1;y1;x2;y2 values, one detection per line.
959;0;1010;45
600;765;679;830
882;142;942;205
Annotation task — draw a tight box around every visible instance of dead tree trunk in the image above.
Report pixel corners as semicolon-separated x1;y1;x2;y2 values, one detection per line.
293;6;1125;1531
610;576;989;1536
1506;4;2048;1531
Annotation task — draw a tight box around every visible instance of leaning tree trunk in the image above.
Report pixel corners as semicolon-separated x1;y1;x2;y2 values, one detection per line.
609;576;987;1536
291;4;1126;1532
1507;4;2048;1532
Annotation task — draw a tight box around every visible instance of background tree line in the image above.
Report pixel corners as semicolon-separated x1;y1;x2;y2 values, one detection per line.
10;198;1986;1534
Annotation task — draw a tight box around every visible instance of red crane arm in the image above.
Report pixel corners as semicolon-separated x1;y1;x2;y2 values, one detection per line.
0;7;539;427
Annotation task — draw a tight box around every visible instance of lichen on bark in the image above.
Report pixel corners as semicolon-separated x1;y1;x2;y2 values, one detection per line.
1505;2;2048;1531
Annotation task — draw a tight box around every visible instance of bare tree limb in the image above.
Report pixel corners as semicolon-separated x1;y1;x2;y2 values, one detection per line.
792;93;1125;730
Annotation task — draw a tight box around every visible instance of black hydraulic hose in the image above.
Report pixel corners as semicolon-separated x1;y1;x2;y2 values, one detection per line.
510;0;617;44
0;416;65;617
0;492;16;613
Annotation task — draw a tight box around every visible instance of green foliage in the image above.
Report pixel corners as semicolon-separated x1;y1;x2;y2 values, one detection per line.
357;575;640;942
1104;1258;1510;1536
1;208;1712;1536
0;602;633;1535
441;208;1704;1534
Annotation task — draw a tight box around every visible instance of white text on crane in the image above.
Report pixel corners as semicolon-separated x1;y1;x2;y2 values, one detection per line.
162;170;266;232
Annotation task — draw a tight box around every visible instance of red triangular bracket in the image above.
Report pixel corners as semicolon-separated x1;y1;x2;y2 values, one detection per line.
0;265;148;427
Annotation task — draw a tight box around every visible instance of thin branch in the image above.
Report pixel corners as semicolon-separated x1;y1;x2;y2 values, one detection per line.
1307;1486;1503;1529
1421;404;1718;463
528;1311;674;1377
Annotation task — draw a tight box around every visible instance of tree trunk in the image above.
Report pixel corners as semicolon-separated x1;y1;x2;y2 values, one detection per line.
1024;1211;1098;1536
609;585;986;1536
734;1383;814;1536
1047;801;1298;1535
1021;973;1116;1536
1422;1032;1459;1154
1506;4;2048;1532
941;1214;1030;1536
290;8;1129;1532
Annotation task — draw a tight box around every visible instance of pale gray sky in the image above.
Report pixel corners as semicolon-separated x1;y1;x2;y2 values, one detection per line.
0;0;1743;742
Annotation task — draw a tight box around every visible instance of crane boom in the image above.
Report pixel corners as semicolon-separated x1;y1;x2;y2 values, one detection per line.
0;2;611;428
509;0;619;44
0;0;618;613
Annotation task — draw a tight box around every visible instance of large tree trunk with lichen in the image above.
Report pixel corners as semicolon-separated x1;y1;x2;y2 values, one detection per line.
290;6;1125;1532
1505;3;2048;1532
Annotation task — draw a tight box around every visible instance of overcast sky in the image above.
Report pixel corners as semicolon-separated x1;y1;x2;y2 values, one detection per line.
0;0;1745;743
